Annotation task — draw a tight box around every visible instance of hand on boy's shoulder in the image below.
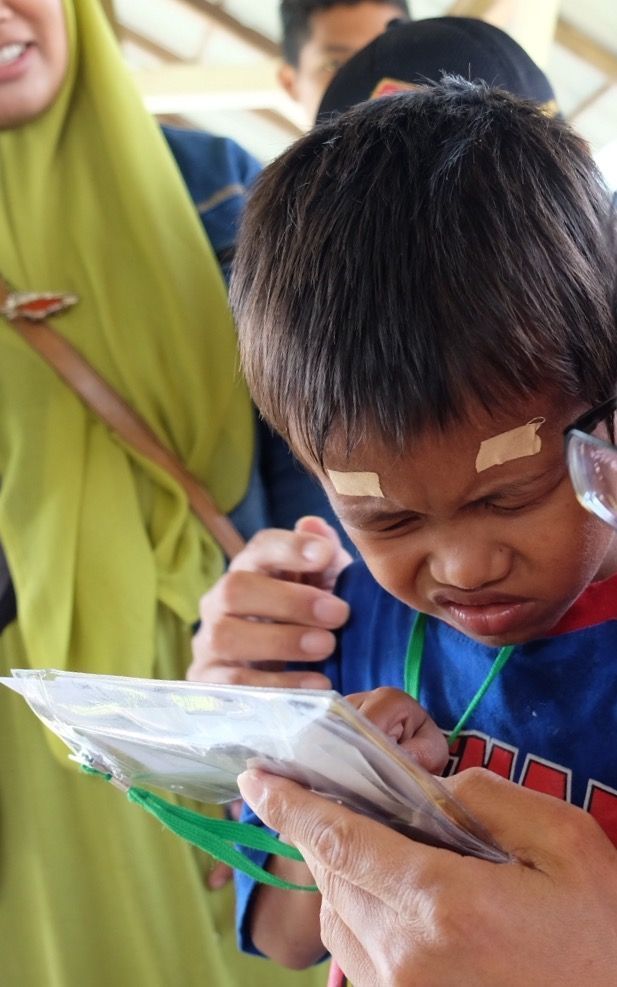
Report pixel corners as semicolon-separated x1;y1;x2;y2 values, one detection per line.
188;516;352;688
346;687;449;774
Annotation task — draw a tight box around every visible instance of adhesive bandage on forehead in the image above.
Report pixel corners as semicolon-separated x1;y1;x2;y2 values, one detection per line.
326;470;384;498
475;418;545;474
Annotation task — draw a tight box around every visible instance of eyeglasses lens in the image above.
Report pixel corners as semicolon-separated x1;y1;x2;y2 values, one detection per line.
568;430;617;530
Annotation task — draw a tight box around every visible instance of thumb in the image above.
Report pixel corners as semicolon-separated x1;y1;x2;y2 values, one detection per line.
295;515;339;543
237;769;434;908
295;516;353;590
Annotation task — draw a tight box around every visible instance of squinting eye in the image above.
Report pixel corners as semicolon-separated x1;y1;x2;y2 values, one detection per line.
487;501;530;515
379;520;410;532
344;513;422;535
374;515;423;533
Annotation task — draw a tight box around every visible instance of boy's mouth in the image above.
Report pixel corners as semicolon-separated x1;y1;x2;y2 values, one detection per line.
433;591;535;638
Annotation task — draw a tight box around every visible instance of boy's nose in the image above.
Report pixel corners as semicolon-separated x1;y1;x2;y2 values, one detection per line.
429;541;512;592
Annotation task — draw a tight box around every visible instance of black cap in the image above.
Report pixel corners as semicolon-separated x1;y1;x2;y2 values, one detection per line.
318;17;557;119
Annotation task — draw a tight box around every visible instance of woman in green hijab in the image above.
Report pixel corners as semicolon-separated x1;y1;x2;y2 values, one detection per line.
0;2;325;984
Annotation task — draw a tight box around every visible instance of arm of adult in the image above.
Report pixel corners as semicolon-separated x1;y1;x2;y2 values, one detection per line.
189;516;352;688
238;767;617;987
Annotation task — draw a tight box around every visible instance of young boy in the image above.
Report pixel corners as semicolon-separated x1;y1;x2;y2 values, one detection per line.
278;0;411;120
224;78;617;967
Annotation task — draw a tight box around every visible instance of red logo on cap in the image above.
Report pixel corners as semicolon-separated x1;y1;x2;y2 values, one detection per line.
370;78;423;100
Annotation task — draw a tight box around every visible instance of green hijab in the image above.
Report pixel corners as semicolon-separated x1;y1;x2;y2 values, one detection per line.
0;0;253;674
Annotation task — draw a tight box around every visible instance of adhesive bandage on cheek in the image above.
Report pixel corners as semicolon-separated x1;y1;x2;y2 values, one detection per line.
326;470;384;498
475;417;546;473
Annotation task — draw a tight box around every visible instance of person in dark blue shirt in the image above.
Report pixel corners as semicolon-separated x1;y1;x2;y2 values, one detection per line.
163;125;353;552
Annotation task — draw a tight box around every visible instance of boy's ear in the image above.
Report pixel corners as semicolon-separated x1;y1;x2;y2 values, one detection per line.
278;62;299;101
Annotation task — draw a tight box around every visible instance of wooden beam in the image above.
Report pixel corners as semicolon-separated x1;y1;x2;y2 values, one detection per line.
252;107;304;138
447;0;494;17
119;13;305;132
157;108;300;144
556;20;617;80
176;0;279;59
447;0;559;67
132;62;307;128
449;4;617;79
568;80;615;123
119;26;178;63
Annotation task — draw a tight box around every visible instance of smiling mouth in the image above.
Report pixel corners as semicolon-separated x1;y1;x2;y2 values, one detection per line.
0;43;29;67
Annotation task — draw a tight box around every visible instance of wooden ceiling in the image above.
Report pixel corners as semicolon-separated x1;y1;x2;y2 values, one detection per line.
102;0;617;163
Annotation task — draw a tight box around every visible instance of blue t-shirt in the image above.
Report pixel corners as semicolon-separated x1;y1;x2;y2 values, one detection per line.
236;558;617;954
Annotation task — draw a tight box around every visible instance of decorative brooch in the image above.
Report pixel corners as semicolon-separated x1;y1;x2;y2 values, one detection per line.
0;291;78;322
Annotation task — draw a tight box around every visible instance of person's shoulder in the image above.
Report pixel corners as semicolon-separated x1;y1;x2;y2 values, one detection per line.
161;125;261;199
161;125;261;278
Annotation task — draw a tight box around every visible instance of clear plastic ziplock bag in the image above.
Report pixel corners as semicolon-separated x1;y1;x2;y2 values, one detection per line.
1;669;510;864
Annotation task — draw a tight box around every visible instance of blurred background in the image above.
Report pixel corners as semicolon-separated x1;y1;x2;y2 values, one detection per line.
102;0;616;181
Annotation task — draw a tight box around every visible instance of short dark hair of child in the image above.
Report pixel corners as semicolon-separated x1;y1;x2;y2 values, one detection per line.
231;78;617;467
280;0;411;65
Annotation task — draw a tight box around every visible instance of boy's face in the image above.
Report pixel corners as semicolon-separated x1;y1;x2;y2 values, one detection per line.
0;0;68;128
279;1;405;122
318;391;617;646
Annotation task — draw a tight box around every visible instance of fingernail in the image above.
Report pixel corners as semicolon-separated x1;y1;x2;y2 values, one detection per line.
237;769;265;809
302;540;329;563
313;595;349;625
299;674;329;689
300;629;333;655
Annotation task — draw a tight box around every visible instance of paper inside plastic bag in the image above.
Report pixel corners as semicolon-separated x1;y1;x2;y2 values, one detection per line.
1;669;509;863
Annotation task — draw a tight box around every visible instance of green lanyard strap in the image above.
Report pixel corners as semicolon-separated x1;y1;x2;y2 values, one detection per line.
83;766;317;892
404;612;516;746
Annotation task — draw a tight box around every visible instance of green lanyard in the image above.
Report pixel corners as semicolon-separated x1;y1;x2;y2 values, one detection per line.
404;612;516;747
82;766;318;892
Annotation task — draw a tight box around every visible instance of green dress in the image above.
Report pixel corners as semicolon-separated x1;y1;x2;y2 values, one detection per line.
0;2;326;984
0;620;326;986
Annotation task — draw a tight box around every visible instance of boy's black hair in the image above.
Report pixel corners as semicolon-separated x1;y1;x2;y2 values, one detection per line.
231;78;617;467
281;0;411;65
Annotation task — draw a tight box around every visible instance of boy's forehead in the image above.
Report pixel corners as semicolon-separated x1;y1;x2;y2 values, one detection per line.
321;391;582;492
